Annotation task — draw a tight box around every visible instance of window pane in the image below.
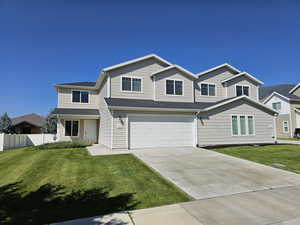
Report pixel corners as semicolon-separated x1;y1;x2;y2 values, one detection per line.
232;116;238;135
236;86;243;96
166;80;174;94
272;103;277;110
201;84;208;95
208;84;216;96
81;91;89;103
243;86;249;96
65;121;72;136
284;121;289;133
72;91;80;103
122;77;131;91
132;78;141;92
175;81;183;95
72;121;79;136
240;116;246;135
248;116;254;135
277;102;281;110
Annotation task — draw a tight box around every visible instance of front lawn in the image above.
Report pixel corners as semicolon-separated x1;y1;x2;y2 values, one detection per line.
210;145;300;174
278;138;300;141
0;147;191;225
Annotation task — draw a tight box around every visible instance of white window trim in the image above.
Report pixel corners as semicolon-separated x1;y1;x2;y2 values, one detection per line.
64;120;80;137
235;85;250;97
231;115;255;136
120;76;143;93
200;83;217;97
165;79;184;96
71;90;90;104
283;121;289;133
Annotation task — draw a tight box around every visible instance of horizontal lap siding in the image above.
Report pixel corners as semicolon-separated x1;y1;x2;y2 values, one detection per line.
276;114;291;138
112;113;128;149
110;58;167;100
154;68;194;102
198;100;275;145
196;68;236;102
227;76;259;100
58;88;99;109
98;82;112;148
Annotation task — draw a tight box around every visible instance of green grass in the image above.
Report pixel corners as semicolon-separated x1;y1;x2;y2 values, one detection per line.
0;147;191;225
278;137;300;141
210;145;300;174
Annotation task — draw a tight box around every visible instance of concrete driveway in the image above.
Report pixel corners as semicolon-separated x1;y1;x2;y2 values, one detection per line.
133;147;300;199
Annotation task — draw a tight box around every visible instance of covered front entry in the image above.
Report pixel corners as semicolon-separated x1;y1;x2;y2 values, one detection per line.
128;115;196;149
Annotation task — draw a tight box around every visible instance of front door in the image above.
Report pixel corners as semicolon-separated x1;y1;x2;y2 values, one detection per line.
84;120;98;143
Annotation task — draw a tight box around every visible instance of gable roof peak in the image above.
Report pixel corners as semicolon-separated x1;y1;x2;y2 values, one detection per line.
197;63;241;77
150;64;196;80
289;83;300;94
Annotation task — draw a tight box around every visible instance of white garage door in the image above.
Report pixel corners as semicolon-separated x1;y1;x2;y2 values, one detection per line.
129;115;195;149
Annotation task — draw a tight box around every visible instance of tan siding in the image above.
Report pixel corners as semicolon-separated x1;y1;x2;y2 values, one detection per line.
57;119;85;142
196;68;236;102
110;58;167;100
226;76;259;100
293;87;300;97
290;102;300;137
112;113;128;149
154;68;194;102
98;81;112;148
198;100;275;146
58;88;99;109
276;114;291;138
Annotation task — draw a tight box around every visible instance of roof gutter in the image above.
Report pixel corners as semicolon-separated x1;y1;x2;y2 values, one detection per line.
107;106;200;112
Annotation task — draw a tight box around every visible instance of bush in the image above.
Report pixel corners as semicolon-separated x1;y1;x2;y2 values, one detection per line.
37;141;92;150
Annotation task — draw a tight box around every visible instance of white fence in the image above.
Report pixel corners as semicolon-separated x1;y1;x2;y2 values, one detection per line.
0;134;57;151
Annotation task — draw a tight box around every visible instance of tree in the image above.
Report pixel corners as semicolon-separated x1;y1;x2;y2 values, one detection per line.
0;112;14;134
43;110;57;134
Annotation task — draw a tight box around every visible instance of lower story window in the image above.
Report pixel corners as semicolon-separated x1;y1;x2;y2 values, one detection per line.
232;115;255;136
283;121;289;133
65;120;79;137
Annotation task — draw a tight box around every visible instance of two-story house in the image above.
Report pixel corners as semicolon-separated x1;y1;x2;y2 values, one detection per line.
53;54;277;149
260;84;300;138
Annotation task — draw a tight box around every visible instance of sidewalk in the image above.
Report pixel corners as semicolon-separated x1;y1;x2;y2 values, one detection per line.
278;140;300;145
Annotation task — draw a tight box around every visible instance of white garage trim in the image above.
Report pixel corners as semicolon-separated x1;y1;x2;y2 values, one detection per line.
127;113;197;149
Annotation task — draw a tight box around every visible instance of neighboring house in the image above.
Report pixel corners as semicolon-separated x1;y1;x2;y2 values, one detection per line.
260;84;300;138
53;54;277;149
12;113;45;134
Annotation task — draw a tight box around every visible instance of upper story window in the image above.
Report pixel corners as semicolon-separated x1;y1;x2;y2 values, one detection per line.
122;77;142;92
166;79;183;95
236;85;249;96
72;91;89;103
201;83;216;96
272;102;281;111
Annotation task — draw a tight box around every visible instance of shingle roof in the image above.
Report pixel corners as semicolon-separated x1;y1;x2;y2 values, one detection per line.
56;82;96;87
104;98;234;110
11;113;45;127
52;108;100;116
259;84;300;101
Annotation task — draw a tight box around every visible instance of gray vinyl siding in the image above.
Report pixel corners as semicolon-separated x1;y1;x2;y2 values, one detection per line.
293;87;300;97
109;58;167;100
154;68;194;102
276;114;291;138
58;88;99;109
198;100;275;146
226;76;259;100
98;81;113;148
195;67;237;102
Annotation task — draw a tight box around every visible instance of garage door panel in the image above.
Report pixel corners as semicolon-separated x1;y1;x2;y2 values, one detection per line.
129;116;194;149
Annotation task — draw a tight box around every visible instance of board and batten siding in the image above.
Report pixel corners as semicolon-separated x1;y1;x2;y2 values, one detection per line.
154;68;194;102
58;88;99;109
98;81;113;148
226;76;259;101
109;58;167;100
195;67;237;102
198;100;275;146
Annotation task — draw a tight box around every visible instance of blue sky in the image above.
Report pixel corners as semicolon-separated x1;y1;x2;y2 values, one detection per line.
0;0;299;117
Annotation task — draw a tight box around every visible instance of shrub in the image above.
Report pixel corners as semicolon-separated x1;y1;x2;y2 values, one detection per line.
37;141;92;150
